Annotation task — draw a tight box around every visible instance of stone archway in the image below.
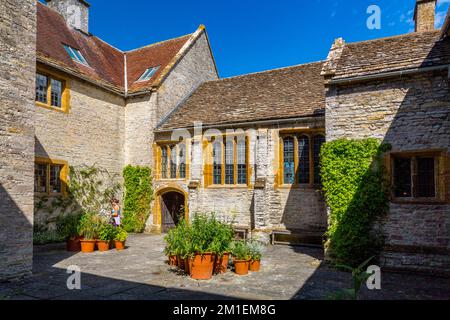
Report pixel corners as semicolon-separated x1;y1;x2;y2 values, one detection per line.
153;186;188;233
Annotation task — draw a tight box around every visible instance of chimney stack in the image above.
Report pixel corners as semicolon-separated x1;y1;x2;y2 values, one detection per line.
414;0;437;32
45;0;90;34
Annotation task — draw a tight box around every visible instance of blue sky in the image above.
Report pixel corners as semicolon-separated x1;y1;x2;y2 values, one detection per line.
41;0;450;78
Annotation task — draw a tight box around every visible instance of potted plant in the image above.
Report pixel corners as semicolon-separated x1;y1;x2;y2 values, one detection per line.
248;240;264;272
212;221;234;274
114;227;128;250
164;228;178;266
97;223;116;252
174;219;191;274
57;213;82;252
77;212;99;253
186;214;217;280
230;240;251;275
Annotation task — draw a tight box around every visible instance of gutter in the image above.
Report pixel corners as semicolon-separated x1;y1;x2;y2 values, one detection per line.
154;115;325;133
329;65;450;85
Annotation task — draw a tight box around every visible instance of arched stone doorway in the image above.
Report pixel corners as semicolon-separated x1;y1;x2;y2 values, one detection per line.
153;187;188;233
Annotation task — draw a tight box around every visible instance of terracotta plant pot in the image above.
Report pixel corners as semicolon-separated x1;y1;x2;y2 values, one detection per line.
115;240;125;251
97;240;110;252
189;253;215;280
66;238;81;252
80;239;96;253
168;255;178;266
214;253;230;274
234;259;250;275
249;259;261;272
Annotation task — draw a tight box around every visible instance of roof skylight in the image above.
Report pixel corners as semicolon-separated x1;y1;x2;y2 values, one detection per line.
63;44;89;66
137;66;160;82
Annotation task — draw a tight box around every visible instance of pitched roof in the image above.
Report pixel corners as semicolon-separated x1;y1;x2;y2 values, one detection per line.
126;35;192;93
157;62;325;131
334;30;450;79
36;2;197;95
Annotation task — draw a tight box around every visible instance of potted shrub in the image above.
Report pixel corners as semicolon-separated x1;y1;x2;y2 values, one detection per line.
77;212;99;253
164;227;178;266
97;223;116;252
213;221;234;274
186;214;217;280
174;219;191;274
57;213;82;252
114;227;128;250
248;241;264;272
230;240;251;275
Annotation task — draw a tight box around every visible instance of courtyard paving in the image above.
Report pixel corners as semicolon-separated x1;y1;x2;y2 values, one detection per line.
0;234;448;300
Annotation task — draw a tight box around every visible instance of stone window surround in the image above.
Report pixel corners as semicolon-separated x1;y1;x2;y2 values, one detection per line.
34;157;68;197
277;130;325;189
203;134;250;188
388;149;449;204
154;141;189;181
35;67;70;113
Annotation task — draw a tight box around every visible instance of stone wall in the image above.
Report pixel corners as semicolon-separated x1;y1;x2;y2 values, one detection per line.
124;93;157;167
0;0;36;280
152;119;328;240
34;72;125;225
156;32;218;125
325;70;450;275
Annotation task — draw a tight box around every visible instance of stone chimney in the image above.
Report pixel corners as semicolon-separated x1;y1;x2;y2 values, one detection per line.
414;0;436;32
45;0;90;34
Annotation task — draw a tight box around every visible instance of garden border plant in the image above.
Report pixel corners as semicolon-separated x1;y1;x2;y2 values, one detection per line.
320;138;391;267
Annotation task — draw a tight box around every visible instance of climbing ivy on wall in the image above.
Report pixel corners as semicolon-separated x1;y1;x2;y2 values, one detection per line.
320;138;391;267
122;165;153;233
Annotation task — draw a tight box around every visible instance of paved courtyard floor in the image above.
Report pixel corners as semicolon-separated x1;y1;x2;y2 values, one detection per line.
0;234;449;300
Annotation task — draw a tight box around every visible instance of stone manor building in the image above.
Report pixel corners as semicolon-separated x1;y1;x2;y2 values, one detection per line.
0;0;449;280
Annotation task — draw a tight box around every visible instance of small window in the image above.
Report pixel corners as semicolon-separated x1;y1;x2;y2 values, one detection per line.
213;141;222;185
63;45;89;66
35;72;68;112
225;140;235;185
206;136;249;186
392;154;438;200
34;159;67;196
280;132;325;187
158;143;188;180
237;138;247;185
137;66;160;82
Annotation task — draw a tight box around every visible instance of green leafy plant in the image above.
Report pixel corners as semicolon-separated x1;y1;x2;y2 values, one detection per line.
98;223;116;241
321;138;390;267
248;240;264;261
164;218;190;258
230;240;251;261
77;212;102;240
114;227;128;242
56;213;82;240
327;256;374;300
122;165;153;233
186;213;220;257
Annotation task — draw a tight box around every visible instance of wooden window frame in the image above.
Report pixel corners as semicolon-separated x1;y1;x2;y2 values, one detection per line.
389;150;448;204
204;135;250;188
34;157;68;197
278;131;325;189
35;68;70;113
155;141;190;181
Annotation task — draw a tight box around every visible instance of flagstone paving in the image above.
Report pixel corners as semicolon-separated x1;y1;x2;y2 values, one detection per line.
0;234;448;300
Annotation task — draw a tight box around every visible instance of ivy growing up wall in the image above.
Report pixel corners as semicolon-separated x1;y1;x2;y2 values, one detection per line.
122;165;153;233
320;138;391;267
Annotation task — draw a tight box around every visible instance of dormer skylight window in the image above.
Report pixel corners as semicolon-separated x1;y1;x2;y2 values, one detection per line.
137;66;160;82
63;44;89;66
